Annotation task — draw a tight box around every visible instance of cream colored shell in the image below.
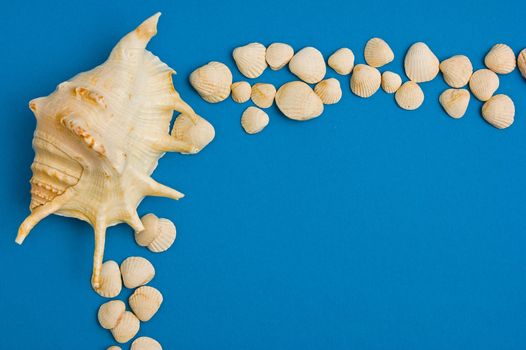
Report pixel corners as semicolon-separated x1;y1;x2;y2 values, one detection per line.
328;48;355;75
469;69;499;101
111;311;140;344
93;261;122;298
189;61;233;103
120;256;155;289
289;47;326;84
171;113;215;154
233;43;268;78
439;89;470;119
395;81;424;110
381;71;402;93
484;44;516;74
251;83;276;108
107;347;122;350
518;49;526;79
98;300;126;330
439;55;473;88
135;213;176;253
241;107;270;134
231;81;251;103
265;43;294;70
129;285;163;322
275;81;324;121
131;337;163;350
364;38;394;67
314;78;342;104
481;94;515;129
350;64;381;98
404;42;440;82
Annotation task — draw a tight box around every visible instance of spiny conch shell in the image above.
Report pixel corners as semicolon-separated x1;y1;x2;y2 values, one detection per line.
131;337;163;350
439;89;470;119
350;64;381;98
288;47;326;84
231;81;251;103
241;107;269;134
251;83;276;108
15;13;214;289
364;37;394;68
439;55;473;88
328;48;355;75
135;213;176;253
404;42;440;82
189;61;232;103
233;43;268;78
110;311;140;344
121;256;155;289
98;300;126;329
275;81;324;121
381;71;402;93
93;261;122;298
469;69;499;102
129;286;163;322
395;81;424;110
484;44;516;74
481;94;515;129
171;113;215;153
518;49;526;79
314;78;342;104
265;43;294;71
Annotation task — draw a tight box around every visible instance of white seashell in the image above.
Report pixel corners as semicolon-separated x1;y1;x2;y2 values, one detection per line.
314;78;342;104
265;43;294;71
129;285;164;322
439;89;470;119
131;337;163;350
189;61;233;103
231;81;251;103
241;107;269;134
404;42;440;82
135;213;176;253
395;81;424;110
439;55;473;88
381;71;402;93
288;47;326;84
98;300;126;330
251;83;276;108
233;43;267;78
516;48;526;79
364;38;394;67
93;261;122;298
481;94;515;129
107;347;122;350
350;64;381;98
110;311;140;344
120;256;155;289
275;81;324;121
469;69;499;101
171;113;215;153
484;44;516;74
328;48;355;75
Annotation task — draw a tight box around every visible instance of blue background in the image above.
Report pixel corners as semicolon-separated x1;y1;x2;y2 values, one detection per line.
1;0;525;349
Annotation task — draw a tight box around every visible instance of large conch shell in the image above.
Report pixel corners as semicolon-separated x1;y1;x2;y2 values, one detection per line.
16;13;215;289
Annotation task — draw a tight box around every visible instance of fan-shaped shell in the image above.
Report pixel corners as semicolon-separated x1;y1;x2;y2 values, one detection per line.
189;61;232;103
314;78;342;104
275;81;324;121
129;286;164;322
518;49;526;79
328;48;355;75
350;64;381;98
484;44;516;74
233;43;268;78
135;213;176;253
241;107;269;134
110;311;140;344
251;83;276;108
404;42;439;82
265;43;294;71
469;69;499;102
289;47;326;84
231;81;251;103
131;337;163;350
395;81;424;110
93;261;122;298
171;113;215;154
120;256;155;289
98;300;126;330
364;38;394;67
439;55;473;88
381;71;402;93
439;89;470;119
481;94;515;129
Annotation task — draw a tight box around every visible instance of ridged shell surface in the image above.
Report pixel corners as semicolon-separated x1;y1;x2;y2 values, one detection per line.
484;44;516;74
265;43;294;71
439;89;470;119
289;47;326;84
171;113;215;153
350;64;381;98
93;260;122;298
395;81;424;110
189;61;232;103
241;107;270;134
110;311;140;344
314;78;342;104
135;213;176;253
364;38;394;67
469;69;499;101
439;55;473;88
518;49;526;79
129;285;163;322
131;337;163;350
381;71;402;93
233;43;268;78
481;94;515;129
120;256;155;289
328;48;355;75
275;81;324;121
251;83;276;108
98;300;126;329
231;81;251;103
404;42;440;82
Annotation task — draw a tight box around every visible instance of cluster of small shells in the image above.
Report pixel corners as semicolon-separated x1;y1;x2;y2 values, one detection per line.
190;41;525;132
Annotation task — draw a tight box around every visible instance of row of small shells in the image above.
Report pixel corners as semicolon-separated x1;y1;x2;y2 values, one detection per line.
190;42;524;132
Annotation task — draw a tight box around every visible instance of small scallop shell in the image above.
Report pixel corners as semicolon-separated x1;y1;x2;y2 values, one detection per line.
171;113;215;153
131;337;163;350
275;81;324;121
251;83;276;108
241;107;269;134
328;48;355;75
135;214;176;253
231;81;251;103
111;311;140;344
469;69;499;102
364;38;394;67
289;47;326;84
381;71;402;93
484;44;516;74
395;81;424;110
265;43;294;71
107;347;122;350
439;55;473;88
350;64;381;98
93;260;122;298
233;43;268;78
98;300;126;330
314;78;342;104
439;89;470;119
189;62;232;103
129;286;163;322
404;42;440;82
120;257;155;289
517;48;526;79
481;94;515;129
